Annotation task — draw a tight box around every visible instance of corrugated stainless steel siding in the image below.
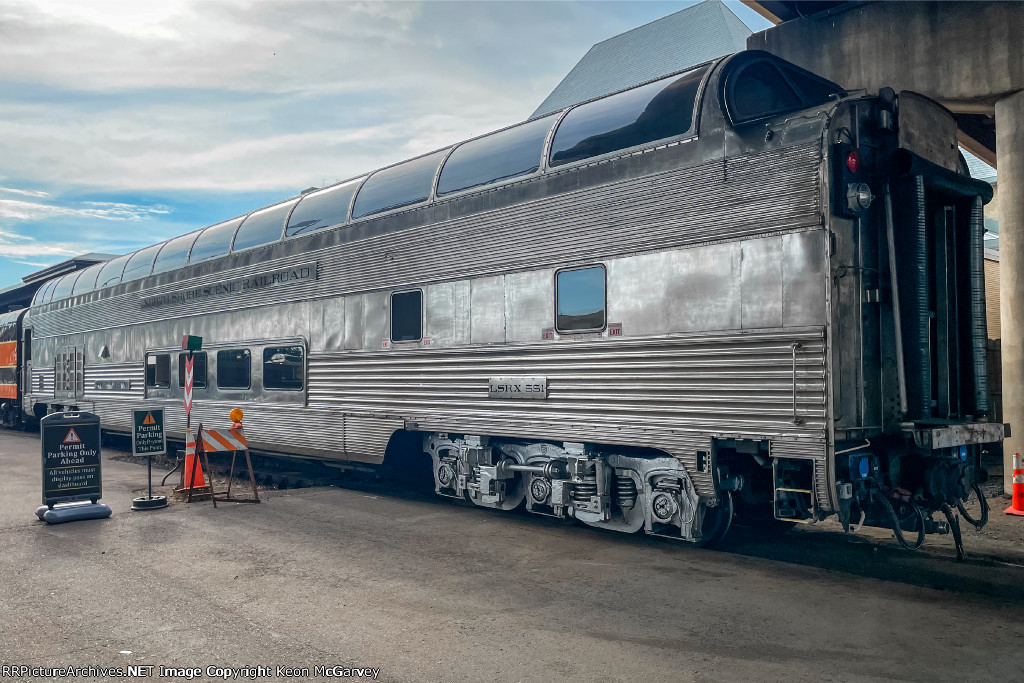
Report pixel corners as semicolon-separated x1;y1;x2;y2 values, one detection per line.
29;143;821;339
87;398;396;465
308;327;827;498
84;363;144;401
29;368;54;397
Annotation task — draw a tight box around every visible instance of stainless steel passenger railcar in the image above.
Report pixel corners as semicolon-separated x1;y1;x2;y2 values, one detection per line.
14;51;1002;549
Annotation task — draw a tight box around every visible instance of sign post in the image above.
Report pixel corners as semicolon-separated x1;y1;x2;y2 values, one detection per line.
179;333;203;496
37;411;111;524
182;334;201;430
131;408;168;510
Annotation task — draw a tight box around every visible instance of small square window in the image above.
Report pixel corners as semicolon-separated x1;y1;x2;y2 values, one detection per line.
146;354;170;388
556;265;606;333
217;349;251;389
263;346;304;390
391;290;422;342
178;352;207;389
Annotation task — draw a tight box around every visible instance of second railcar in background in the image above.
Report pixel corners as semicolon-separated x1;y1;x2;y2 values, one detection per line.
0;309;27;429
10;51;1002;551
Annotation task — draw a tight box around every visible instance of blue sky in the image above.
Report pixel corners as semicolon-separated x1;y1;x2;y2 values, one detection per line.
0;0;771;287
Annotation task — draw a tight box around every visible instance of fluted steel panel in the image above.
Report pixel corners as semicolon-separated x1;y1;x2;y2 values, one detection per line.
29;368;54;398
28;144;821;340
308;327;827;498
87;398;400;465
83;363;144;400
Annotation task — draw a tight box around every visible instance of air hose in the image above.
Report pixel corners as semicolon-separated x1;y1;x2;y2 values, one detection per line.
956;482;989;531
873;490;925;551
161;459;182;486
940;502;966;562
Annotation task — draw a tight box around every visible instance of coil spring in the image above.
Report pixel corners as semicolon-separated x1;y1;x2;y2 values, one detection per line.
615;475;638;509
572;475;598;503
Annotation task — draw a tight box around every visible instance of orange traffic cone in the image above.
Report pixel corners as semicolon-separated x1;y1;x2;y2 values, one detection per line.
1007;453;1024;516
182;431;206;489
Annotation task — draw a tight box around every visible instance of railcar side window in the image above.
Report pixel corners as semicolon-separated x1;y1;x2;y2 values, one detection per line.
263;346;304;390
232;199;298;252
70;262;104;296
286;178;363;237
351;150;448;220
437;116;554;196
549;66;707;168
555;266;606;333
95;254;131;289
177;352;207;389
188;217;246;265
391;291;422;342
0;318;15;343
146;354;171;388
152;232;202;275
121;244;163;283
217;349;251;389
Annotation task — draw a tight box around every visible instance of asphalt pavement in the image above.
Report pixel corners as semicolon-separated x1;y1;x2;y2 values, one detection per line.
2;429;1023;683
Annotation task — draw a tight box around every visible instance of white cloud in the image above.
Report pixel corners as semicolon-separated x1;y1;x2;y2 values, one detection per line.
0;0;576;194
0;228;78;259
0;198;171;222
0;186;49;198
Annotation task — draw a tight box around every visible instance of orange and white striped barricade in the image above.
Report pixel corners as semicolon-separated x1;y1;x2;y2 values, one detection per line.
195;423;260;506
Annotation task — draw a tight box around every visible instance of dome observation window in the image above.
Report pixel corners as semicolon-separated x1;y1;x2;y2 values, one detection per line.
232;199;298;252
187;217;246;265
95;254;132;289
286;178;364;238
437;116;554;196
152;231;202;275
121;244;163;283
352;150;448;220
549;65;708;168
722;54;843;126
48;272;81;302
70;262;104;296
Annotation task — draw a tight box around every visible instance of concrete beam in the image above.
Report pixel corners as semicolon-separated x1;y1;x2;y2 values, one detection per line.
747;2;1024;103
998;89;1024;493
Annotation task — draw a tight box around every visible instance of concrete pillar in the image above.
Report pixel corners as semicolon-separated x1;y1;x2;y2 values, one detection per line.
998;89;1024;493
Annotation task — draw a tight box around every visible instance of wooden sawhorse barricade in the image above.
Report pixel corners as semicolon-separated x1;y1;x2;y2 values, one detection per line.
185;424;260;507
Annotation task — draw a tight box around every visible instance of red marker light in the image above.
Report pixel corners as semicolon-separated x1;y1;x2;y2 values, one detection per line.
846;149;861;174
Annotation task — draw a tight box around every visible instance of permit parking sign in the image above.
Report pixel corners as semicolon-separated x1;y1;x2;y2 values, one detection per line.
132;409;166;456
41;412;103;505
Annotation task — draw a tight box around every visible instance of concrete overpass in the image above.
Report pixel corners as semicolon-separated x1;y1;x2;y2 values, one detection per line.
744;0;1023;491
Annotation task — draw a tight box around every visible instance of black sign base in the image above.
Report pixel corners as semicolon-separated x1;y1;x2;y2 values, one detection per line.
36;502;112;525
35;501;92;520
131;495;168;511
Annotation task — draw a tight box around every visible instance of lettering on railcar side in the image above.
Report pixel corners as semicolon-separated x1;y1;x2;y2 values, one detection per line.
487;376;548;399
140;261;318;309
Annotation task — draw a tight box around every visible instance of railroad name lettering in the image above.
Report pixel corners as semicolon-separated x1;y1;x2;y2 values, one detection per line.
140;261;319;309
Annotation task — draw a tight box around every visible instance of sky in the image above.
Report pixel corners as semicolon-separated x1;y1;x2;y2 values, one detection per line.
0;0;771;288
